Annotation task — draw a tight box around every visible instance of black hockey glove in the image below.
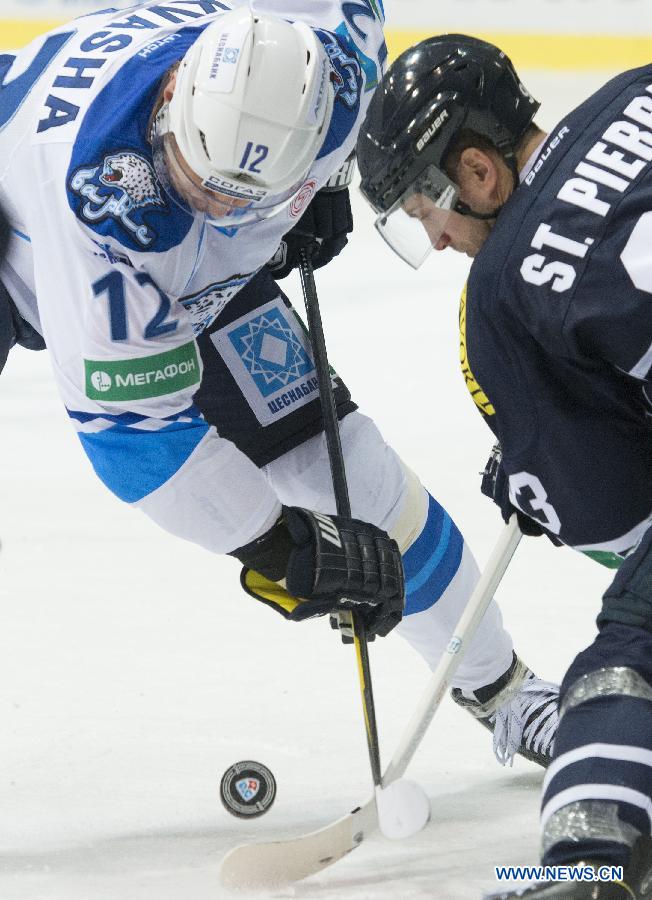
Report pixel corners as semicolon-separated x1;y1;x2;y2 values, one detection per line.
230;506;405;639
481;443;562;544
266;155;355;280
266;187;353;280
0;256;45;376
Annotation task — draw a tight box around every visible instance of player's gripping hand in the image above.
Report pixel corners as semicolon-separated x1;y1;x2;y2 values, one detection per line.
481;443;562;544
266;186;354;280
284;507;404;636
230;506;405;638
266;154;356;280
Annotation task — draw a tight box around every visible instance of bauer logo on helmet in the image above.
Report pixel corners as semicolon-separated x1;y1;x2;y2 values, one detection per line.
416;109;450;153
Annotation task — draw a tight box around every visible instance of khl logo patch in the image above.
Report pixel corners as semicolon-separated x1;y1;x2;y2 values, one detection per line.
70;151;164;247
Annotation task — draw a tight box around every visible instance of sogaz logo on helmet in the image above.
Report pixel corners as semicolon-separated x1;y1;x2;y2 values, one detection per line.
416;109;449;153
202;174;268;202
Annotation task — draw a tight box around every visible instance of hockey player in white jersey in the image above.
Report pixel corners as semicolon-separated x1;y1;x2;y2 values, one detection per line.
0;1;557;767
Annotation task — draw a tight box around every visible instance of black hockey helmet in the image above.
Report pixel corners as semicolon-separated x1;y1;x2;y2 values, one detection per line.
357;34;540;267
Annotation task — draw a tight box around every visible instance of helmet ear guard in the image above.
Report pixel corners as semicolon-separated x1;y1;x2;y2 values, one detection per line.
152;8;335;227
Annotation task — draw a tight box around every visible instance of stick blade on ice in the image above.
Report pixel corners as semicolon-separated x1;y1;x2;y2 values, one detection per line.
219;798;377;890
376;779;431;841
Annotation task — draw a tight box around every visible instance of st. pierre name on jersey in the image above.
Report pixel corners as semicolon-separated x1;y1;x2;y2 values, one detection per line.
36;1;232;134
519;83;652;295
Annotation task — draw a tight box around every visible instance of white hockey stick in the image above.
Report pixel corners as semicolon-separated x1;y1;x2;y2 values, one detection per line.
220;517;522;890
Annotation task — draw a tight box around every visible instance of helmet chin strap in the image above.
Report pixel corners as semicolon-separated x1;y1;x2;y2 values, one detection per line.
452;147;520;222
453;199;501;220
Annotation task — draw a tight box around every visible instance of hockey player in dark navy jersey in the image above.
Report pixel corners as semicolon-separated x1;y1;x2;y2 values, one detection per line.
358;35;652;900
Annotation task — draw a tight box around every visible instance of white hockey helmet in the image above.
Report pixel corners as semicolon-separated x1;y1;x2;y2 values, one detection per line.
152;7;335;227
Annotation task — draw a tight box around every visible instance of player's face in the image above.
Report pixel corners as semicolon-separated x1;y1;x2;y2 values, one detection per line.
402;193;491;259
164;136;250;218
402;147;503;258
162;70;250;220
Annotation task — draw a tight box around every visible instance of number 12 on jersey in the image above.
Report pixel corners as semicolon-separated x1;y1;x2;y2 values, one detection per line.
92;270;178;342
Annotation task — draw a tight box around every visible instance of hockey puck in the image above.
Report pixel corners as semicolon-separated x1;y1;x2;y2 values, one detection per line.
220;760;276;818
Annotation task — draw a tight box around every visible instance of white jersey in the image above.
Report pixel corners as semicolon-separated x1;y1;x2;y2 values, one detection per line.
0;0;386;552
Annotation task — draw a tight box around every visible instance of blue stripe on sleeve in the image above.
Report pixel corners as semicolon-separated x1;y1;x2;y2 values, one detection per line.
402;493;464;615
69;408;147;426
67;404;202;426
78;418;210;503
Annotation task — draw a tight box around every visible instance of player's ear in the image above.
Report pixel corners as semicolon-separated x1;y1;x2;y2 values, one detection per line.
163;71;177;103
458;147;500;203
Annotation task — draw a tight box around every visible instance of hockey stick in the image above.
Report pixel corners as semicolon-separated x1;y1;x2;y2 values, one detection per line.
294;252;430;838
296;249;383;790
220;517;522;889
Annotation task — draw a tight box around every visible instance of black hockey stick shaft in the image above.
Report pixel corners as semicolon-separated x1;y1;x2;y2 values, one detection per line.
298;249;383;789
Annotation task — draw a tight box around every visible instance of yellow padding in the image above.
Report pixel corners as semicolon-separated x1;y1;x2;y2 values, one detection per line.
1;21;650;71
243;569;301;615
1;19;65;48
389;464;429;554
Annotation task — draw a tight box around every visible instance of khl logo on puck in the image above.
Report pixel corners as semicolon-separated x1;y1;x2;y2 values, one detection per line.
220;760;276;818
235;778;259;802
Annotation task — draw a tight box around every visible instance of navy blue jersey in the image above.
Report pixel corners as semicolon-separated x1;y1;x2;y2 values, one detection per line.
463;65;652;565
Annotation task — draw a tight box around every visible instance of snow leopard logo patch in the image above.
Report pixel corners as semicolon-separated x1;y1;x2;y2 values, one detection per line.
70;151;164;247
100;153;163;208
321;34;361;108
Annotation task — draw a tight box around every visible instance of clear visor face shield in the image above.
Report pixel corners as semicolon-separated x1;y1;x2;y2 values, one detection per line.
151;106;307;228
374;165;462;269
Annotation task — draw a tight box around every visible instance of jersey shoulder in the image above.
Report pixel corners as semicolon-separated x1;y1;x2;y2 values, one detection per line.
474;65;652;358
65;27;205;254
314;3;387;161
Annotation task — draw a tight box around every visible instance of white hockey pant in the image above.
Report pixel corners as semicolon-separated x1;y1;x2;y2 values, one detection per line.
264;411;514;692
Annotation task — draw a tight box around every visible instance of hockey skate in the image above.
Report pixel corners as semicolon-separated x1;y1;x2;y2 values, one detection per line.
451;655;558;767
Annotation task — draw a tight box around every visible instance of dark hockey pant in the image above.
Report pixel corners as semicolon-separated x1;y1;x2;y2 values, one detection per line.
543;527;652;867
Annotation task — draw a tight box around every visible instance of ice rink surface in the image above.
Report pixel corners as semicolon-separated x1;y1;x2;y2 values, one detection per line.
0;71;621;899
